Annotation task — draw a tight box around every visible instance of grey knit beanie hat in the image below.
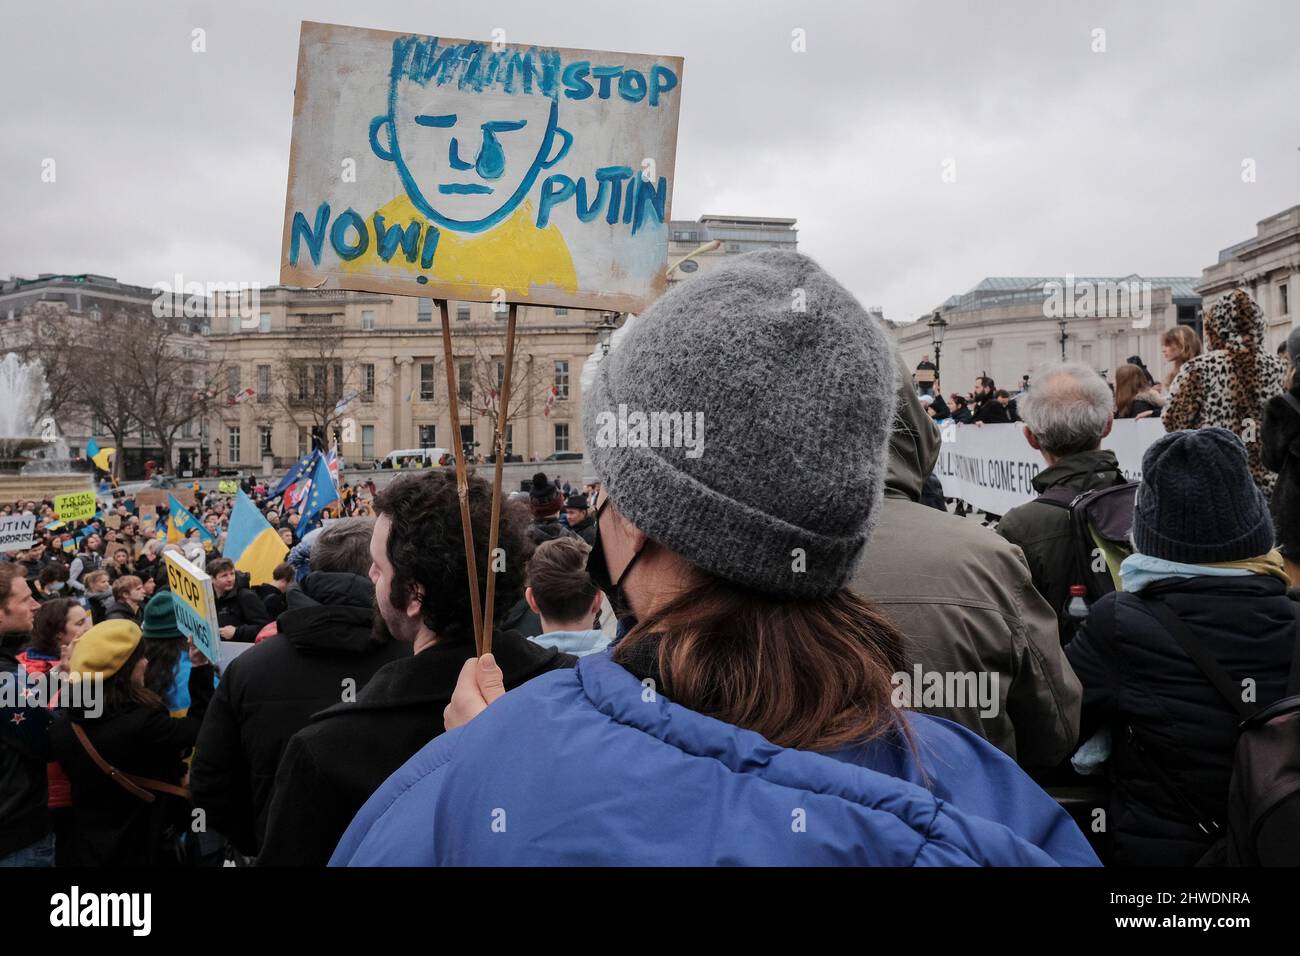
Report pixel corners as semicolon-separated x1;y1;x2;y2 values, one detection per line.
1132;427;1274;564
583;249;897;598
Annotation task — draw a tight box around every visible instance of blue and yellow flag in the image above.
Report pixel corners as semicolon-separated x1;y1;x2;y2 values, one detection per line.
167;494;215;545
226;491;288;586
86;437;115;472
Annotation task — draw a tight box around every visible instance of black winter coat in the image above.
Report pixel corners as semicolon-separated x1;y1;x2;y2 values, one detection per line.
1262;387;1300;555
257;631;574;866
189;572;408;855
255;583;287;620
48;664;214;866
0;633;50;858
568;516;597;547
103;598;141;624
1066;575;1298;866
85;593;111;626
972;399;1011;424
214;585;271;642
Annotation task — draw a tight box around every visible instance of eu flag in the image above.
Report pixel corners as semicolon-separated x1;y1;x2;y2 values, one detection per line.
272;449;319;499
296;451;339;539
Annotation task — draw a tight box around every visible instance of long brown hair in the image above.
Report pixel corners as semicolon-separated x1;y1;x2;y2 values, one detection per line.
612;575;912;752
143;639;183;702
29;597;80;658
1162;325;1202;387
81;643;163;716
1114;364;1147;418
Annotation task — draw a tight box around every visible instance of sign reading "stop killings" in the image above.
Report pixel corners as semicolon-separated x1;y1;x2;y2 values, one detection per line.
163;551;222;667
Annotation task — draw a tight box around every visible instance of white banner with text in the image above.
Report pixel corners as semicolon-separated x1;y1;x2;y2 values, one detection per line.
934;419;1166;515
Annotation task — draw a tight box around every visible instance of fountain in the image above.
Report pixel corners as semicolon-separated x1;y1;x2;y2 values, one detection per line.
0;353;94;501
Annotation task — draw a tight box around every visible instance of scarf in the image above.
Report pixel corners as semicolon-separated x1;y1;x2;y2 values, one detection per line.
1120;548;1289;594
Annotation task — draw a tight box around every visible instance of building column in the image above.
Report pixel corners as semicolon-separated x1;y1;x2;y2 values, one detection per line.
1288;268;1300;334
392;356;413;452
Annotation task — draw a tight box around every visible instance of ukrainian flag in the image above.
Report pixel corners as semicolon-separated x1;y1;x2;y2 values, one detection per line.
86;437;115;472
167;495;215;545
225;490;287;586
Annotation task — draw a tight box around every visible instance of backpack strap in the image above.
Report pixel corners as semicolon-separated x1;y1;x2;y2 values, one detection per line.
70;722;192;803
1141;596;1255;720
1034;458;1126;509
1287;600;1300;698
1123;723;1222;836
1034;487;1076;510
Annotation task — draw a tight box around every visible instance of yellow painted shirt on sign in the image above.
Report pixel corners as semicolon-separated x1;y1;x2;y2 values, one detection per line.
343;196;578;299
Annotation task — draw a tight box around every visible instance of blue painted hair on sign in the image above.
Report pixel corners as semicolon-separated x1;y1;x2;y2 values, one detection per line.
391;36;563;99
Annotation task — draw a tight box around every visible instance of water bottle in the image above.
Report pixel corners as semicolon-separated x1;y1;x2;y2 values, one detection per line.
1066;584;1090;624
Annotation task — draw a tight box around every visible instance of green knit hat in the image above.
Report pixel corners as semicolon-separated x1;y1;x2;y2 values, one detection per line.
141;592;186;641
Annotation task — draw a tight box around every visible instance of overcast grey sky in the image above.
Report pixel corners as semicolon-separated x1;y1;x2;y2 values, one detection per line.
1;0;1297;323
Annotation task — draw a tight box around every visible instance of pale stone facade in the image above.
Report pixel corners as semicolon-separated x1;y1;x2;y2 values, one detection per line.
1197;204;1300;350
667;215;798;283
889;276;1200;395
205;289;610;470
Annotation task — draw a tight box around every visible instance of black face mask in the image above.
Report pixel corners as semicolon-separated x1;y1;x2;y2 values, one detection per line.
586;510;643;634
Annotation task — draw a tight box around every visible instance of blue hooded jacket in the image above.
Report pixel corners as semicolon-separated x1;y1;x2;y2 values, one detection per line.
332;652;1098;866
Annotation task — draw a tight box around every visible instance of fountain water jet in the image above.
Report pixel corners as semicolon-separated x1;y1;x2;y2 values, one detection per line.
0;353;94;501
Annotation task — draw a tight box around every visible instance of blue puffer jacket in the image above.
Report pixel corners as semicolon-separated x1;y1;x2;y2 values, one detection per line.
332;652;1098;866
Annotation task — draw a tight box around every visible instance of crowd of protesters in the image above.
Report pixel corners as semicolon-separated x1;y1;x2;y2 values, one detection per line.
2;251;1298;868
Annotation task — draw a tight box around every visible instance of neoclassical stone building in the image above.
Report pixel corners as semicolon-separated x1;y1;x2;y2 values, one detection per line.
890;275;1200;395
206;290;609;469
1197;204;1300;349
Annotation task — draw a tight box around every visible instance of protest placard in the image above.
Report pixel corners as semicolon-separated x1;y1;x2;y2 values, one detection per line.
54;491;97;522
136;488;195;514
933;418;1164;515
163;551;222;667
0;515;37;553
281;21;684;313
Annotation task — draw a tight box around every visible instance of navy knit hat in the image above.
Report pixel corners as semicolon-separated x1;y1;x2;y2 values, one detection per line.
1133;428;1274;564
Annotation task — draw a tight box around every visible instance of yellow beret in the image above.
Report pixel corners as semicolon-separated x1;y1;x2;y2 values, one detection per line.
68;620;143;680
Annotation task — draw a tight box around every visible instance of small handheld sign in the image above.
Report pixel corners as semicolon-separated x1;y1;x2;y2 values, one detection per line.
54;491;97;522
0;515;36;553
163;551;223;667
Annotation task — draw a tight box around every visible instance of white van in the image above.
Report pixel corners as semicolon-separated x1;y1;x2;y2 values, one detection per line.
376;447;452;469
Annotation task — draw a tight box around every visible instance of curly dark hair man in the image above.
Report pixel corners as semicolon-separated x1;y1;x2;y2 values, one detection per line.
257;468;574;866
371;469;531;647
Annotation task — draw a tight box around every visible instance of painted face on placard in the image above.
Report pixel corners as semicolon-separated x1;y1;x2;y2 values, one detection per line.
372;77;571;232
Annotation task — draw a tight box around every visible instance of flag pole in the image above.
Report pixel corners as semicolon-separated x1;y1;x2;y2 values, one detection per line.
480;302;518;657
438;299;484;653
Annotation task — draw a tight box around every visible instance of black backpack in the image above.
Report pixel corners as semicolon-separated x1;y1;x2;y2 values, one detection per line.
1036;469;1138;641
1139;596;1300;866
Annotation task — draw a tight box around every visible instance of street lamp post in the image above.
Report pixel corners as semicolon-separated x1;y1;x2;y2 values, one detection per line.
595;312;620;356
927;310;948;392
1057;316;1069;361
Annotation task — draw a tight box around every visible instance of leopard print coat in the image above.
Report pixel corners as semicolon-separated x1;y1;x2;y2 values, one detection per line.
1164;289;1286;497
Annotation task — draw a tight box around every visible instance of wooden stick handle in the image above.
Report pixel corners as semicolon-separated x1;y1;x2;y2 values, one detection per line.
438;299;483;654
481;302;518;657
